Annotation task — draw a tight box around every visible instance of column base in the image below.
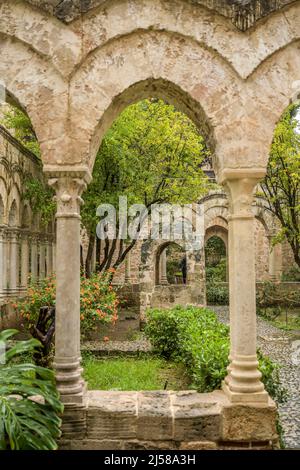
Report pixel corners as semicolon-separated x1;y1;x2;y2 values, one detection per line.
222;381;269;404
59;381;88;406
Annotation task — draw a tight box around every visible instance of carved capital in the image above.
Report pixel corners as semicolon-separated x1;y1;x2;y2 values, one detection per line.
220;169;265;218
46;168;91;219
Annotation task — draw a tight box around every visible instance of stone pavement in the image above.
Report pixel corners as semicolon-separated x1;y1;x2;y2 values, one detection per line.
212;306;300;450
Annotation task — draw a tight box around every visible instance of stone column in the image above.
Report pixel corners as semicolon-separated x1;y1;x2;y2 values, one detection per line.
221;169;268;404
0;227;8;297
91;238;97;273
160;249;168;285
30;235;38;282
48;170;91;404
125;249;131;283
39;237;46;280
46;238;53;276
20;232;30;291
268;238;282;281
52;241;56;272
9;230;20;294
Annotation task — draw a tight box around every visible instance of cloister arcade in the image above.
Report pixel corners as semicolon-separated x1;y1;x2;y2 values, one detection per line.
1;0;300;448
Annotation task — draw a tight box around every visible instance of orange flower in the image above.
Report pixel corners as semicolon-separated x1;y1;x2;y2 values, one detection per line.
80;314;84;321
103;336;109;342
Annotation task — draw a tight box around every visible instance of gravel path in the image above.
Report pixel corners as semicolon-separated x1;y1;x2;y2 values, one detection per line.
211;306;300;450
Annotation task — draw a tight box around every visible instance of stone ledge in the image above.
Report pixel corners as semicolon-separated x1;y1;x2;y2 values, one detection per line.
60;390;278;449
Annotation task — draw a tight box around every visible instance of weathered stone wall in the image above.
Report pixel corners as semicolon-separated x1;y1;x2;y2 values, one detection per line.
59;390;278;450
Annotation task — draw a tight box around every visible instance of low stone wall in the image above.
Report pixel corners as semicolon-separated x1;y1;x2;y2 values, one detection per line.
150;285;205;310
60;390;278;450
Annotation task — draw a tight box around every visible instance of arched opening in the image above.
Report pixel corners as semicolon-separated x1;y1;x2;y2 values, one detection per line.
8;200;18;227
205;234;227;283
155;242;186;286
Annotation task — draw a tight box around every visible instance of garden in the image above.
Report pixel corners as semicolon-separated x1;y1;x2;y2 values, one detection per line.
0;273;289;450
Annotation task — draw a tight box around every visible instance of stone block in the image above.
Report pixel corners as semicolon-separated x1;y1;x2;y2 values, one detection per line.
137;391;173;440
172;391;221;441
87;391;138;440
221;401;278;442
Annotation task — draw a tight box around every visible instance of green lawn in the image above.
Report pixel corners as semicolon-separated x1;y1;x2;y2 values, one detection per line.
82;356;190;391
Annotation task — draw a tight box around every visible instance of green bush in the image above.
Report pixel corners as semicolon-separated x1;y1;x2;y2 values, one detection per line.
12;272;119;339
145;306;287;403
0;329;63;450
206;282;229;305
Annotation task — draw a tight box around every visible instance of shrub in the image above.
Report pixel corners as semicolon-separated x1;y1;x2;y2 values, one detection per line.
145;306;287;403
0;329;63;450
206;282;229;305
12;271;119;339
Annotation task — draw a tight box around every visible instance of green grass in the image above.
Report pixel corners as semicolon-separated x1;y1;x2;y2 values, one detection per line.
82;356;190;391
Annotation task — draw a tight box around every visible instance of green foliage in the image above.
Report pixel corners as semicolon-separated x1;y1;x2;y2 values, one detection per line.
82;99;211;233
145;306;287;402
261;103;300;267
0;329;63;450
0;106;40;156
205;236;226;267
206;257;227;283
12;272;119;339
281;265;300;282
256;281;300;308
23;176;56;226
206;282;229;305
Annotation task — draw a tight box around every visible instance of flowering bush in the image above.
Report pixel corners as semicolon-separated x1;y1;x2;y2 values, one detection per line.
12;271;119;339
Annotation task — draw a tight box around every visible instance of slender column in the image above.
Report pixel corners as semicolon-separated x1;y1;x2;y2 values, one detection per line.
160;249;168;285
20;232;30;291
30;235;38;282
0;227;8;297
52;241;56;272
221;169;268;404
8;230;20;294
48;170;91;404
91;238;96;273
125;249;131;283
46;238;53;276
268;238;282;281
39;237;46;280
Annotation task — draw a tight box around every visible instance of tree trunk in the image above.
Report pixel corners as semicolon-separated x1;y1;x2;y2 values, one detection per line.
85;233;95;278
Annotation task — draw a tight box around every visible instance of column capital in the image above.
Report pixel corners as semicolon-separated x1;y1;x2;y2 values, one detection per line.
220;169;266;218
46;168;91;219
6;228;20;240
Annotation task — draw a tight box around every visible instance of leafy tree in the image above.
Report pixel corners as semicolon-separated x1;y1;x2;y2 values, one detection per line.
261;103;300;268
0;106;40;156
1;100;213;276
82;99;213;275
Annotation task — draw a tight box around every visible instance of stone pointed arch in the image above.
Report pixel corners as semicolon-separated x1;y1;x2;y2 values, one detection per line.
72;0;300;80
0;36;69;166
0;0;81;78
70;31;242;172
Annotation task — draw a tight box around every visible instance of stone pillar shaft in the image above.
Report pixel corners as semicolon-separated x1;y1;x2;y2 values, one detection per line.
0;227;7;295
160;249;168;285
48;171;91;405
125;249;131;283
39;239;46;280
269;240;282;281
221;169;268;404
9;230;19;293
46;240;53;276
20;233;29;290
30;236;38;282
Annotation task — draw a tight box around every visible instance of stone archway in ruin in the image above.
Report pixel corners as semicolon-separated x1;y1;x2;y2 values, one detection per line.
2;0;300;448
